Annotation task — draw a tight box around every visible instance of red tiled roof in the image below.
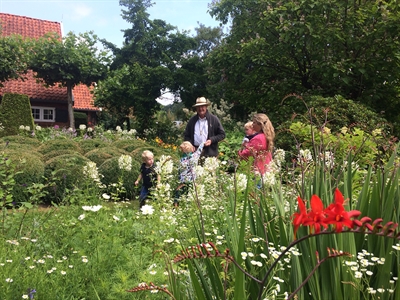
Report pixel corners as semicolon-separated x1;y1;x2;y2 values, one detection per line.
73;84;98;111
0;13;61;37
0;13;98;111
0;70;67;101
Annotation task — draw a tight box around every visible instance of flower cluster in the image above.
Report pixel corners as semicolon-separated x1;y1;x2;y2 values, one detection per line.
118;154;132;172
293;189;361;238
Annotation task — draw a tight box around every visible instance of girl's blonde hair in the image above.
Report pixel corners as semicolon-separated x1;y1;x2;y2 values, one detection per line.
180;141;194;154
141;150;154;162
252;113;275;152
244;121;253;130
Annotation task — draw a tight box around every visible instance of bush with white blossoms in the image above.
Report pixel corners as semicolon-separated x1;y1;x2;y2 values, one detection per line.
118;154;132;172
154;155;174;181
298;149;313;164
83;161;104;188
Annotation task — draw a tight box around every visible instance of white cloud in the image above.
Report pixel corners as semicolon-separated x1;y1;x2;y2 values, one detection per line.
73;4;92;20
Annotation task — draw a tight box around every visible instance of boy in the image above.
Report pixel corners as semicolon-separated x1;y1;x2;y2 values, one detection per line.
242;121;258;145
135;150;158;208
173;141;204;207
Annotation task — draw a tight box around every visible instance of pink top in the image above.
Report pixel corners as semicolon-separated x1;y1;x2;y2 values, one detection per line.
238;133;272;174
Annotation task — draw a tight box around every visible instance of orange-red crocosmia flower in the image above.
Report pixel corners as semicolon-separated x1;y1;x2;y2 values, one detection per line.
304;195;328;234
325;189;361;232
292;197;308;239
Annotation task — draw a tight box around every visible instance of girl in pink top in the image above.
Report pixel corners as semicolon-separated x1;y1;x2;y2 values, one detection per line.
238;113;275;175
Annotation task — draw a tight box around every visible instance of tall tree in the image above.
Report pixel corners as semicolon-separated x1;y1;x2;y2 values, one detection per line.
207;0;400;126
29;31;111;128
175;23;225;108
0;35;30;85
96;0;197;133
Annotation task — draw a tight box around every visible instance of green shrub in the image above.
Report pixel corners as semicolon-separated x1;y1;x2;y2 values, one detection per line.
1;135;42;150
0;93;34;138
131;146;163;162
37;140;83;155
98;156;140;200
113;138;146;153
77;139;109;154
42;150;83;163
276;94;390;159
84;146;127;166
74;111;88;127
43;153;90;204
3;149;45;204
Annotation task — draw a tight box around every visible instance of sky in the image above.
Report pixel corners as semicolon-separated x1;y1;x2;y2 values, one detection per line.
0;0;222;47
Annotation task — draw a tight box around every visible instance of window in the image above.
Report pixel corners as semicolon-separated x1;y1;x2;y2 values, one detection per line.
31;106;55;122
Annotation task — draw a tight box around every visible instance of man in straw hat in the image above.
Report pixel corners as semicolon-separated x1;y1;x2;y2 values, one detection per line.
183;97;225;158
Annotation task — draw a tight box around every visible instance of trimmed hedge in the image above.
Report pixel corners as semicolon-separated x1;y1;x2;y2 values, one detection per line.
43;153;90;204
3;149;45;204
0;93;34;138
84;146;128;166
98;156;140;200
37;140;83;155
77;139;109;154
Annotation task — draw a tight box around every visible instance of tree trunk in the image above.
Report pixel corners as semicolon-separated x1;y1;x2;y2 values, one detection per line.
67;84;75;129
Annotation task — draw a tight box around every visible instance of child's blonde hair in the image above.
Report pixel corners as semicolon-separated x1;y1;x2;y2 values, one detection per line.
141;150;154;162
244;121;253;130
180;141;194;154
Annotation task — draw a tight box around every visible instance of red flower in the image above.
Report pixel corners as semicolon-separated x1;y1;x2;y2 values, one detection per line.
293;197;308;239
304;195;328;234
324;189;361;232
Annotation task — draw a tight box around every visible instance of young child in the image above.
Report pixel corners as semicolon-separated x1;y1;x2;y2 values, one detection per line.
135;150;158;208
242;121;258;146
173;141;205;206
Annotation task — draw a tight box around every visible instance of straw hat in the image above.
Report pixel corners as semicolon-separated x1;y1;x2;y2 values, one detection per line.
192;97;210;108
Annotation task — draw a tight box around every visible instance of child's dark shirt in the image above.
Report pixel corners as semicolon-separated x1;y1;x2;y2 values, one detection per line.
140;163;157;188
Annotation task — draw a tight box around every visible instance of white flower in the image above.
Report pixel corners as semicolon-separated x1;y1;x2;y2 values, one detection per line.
113;215;120;221
5;278;13;282
87;127;93;132
35;125;42;131
102;193;111;200
22;295;29;299
392;244;400;250
78;214;85;220
118;154;132;171
82;205;102;212
141;205;155;215
19;125;25;130
82;258;88;263
79;124;86;130
61;271;66;275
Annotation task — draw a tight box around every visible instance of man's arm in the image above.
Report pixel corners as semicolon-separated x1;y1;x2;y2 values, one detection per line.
210;116;226;144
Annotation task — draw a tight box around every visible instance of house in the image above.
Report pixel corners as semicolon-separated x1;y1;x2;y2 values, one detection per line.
0;13;98;127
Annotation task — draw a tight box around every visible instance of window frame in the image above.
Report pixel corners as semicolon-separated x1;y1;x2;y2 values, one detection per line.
31;106;56;122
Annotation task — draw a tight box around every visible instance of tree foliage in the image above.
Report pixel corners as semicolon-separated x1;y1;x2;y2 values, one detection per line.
0;35;30;85
96;0;198;133
207;0;400;129
29;31;111;129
